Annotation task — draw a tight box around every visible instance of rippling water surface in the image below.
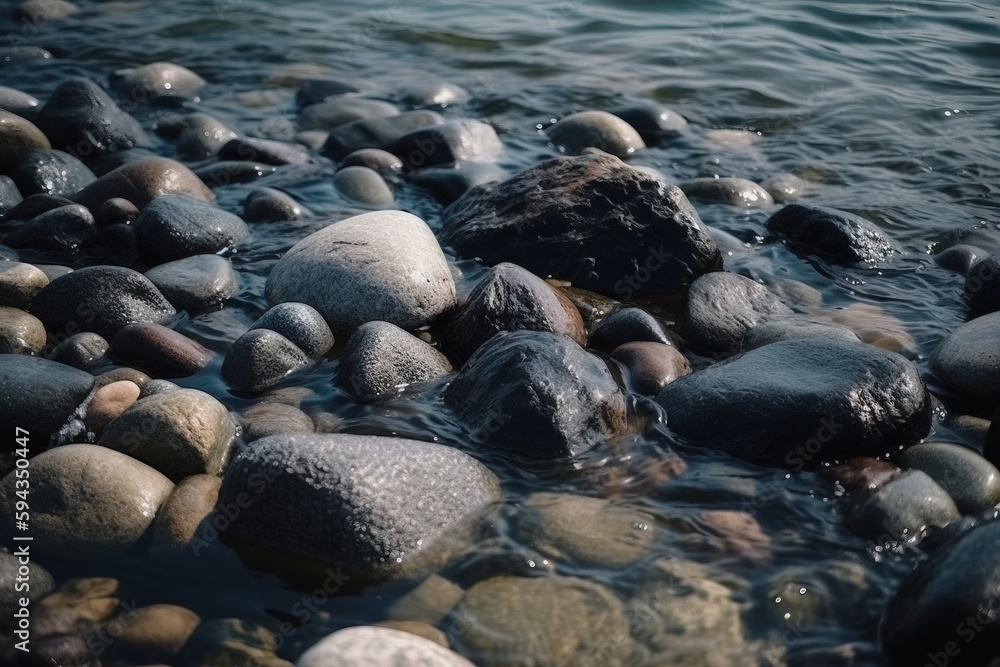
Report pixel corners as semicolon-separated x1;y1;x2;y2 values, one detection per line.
4;0;1000;664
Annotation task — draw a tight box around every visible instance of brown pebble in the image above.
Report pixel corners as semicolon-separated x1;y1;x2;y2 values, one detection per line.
824;456;901;498
110;322;212;377
611;341;690;395
73;157;213;215
699;509;771;557
85;380;140;435
103;603;200;663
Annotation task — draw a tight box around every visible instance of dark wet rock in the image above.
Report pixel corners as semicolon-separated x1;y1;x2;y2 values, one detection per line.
219;433;501;584
0;551;53;621
266;210;456;335
678;272;792;356
140;378;179;397
241;402;314;442
680;177;774;208
394;119;503;170
30;265;175;341
935;243;986;275
298;626;473;667
443;262;586;360
10;148;96;197
34;78;151;164
243;187;308;221
162;112;238;160
1;192;74;222
338;321;452;402
0;176;20;214
333;165;395;206
86;146;160;176
87;221;142;266
295;79;361;108
589;306;673;353
0;305;45;354
99;388;234;482
451;575;634;667
0;444;173;559
249;302;334;359
50;331;109;369
444;331;626;458
0;354;94;450
322;110;444;160
897;442;1000;515
29;634;97;667
135;194;248;265
110;322;213;378
97;196;138;227
881;518;1000;667
194;160;277;187
0;261;47;308
612;103;688;143
340;148;403;176
298;96;398;131
611;341;690;395
73;157;214;214
4;203;96;256
222;328;311;393
0;109;50;170
218;136;310;166
441;153;722;298
397;81;470;108
0;86;39;119
547;110;645;159
144;254;238;311
964;254;1000;315
760;173;809;203
931;312;1000;406
847;470;959;543
766;204;899;265
656;339;931;469
409;161;507;204
109;62;206;104
742;318;860;351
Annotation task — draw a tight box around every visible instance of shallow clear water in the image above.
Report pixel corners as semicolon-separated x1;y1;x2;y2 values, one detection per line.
4;0;1000;664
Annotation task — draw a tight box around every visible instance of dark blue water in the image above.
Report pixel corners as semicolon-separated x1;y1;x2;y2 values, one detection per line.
4;0;1000;664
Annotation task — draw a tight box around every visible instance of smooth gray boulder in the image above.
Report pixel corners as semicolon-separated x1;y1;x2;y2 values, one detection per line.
847;470;960;543
144;255;238;311
322;110;444;160
931;312;1000;406
680;177;774;208
249;302;334;359
742;318;860;350
134;195;249;266
546;110;645;159
222;329;311;393
395;119;503;169
297;626;473;667
10;148;96;197
333;166;395;206
0;354;94;450
110;62;206;103
297;97;398;131
897;443;1000;515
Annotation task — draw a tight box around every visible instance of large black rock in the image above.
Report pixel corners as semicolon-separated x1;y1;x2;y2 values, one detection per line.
0;354;95;451
766;204;899;265
440;154;723;298
134;194;248;266
656;339;930;469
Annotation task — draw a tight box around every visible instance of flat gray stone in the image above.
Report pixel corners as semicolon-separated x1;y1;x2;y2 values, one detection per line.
847;470;960;543
145;255;238;311
680;177;774;208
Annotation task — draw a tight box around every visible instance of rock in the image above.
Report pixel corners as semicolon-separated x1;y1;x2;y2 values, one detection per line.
297;626;473;667
766;204;899;265
102;604;200;663
34;78;151;164
322;110;444;160
144;254;238;311
266;210;456;335
0;305;46;353
0;109;50;169
0;85;39;119
99;388;235;481
897;443;1000;514
134;194;248;266
394;119;503;170
827;303;916;354
152;474;221;557
388;575;465;625
680;177;774;208
218;433;501;584
0;444;173;559
140;378;179;397
965;254;1000;315
409;162;507;204
84;380;140;434
29;635;97;667
0;354;94;449
50;331;108;368
678;272;792;356
194;160;277;187
243;187;308;221
611;341;690;395
295;79;361;107
743;318;860;350
241;402;314;442
0;46;52;67
880;518;1000;666
95;367;151;390
443;331;626;458
443;262;586;360
31;265;175;341
589;307;673;353
340;148;403;176
333;165;395;205
397;81;469;108
249;302;334;359
109;322;213;377
0;176;21;214
222;328;311;393
547;110;645;159
847;470;960;543
698;509;771;557
162;112;238;160
931;311;1000;406
656;339;930;469
87;146;160;176
760;173;809;203
110;62;206;103
517;492;656;567
3;203;96;256
182;619;293;667
73;157;214;214
441;154;722;298
10;148;95;197
612;103;688;142
338;321;452;402
297;97;398;131
0;261;47;308
450;576;634;667
218;137;309;165
0;551;54;620
14;0;79;25
763;561;868;638
824;457;901;497
935;244;986;275
2;192;75;222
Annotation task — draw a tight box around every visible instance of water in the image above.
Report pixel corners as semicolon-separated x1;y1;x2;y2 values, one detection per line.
4;0;1000;664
